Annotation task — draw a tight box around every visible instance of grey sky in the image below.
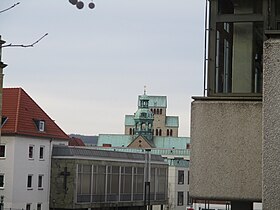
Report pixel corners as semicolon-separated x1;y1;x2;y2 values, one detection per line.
1;0;205;136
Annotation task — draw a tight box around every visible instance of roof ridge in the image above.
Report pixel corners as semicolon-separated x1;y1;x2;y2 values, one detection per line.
14;88;22;132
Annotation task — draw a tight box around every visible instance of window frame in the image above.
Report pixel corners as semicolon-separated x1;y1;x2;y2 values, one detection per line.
37;203;42;210
0;174;4;189
26;203;31;210
38;174;43;190
0;145;6;158
27;174;33;190
177;191;184;206
39;146;44;160
206;0;267;97
29;145;34;159
38;121;45;132
178;170;185;185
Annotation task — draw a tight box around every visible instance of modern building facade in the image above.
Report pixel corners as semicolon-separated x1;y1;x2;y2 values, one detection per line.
50;145;168;210
0;88;69;210
189;1;280;210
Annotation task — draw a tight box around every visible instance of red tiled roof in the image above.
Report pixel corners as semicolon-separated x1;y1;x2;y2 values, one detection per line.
2;88;70;141
69;137;85;146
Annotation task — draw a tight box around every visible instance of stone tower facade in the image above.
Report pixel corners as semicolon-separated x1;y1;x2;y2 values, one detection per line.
125;93;179;137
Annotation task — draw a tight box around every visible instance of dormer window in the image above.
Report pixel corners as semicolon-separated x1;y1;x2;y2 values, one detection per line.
33;119;46;132
39;121;45;132
1;116;8;128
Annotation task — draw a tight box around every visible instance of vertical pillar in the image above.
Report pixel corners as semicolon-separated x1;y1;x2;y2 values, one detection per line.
263;34;280;210
0;36;7;142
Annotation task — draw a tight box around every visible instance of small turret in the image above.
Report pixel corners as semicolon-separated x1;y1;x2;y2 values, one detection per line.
133;88;154;141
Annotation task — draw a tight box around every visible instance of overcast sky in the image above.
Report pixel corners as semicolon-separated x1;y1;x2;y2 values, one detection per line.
1;0;205;137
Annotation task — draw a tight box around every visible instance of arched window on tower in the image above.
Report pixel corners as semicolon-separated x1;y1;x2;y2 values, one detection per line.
129;128;133;135
167;129;169;136
156;129;159;136
157;109;159;114
133;128;135;135
159;129;162;136
170;129;173;136
160;109;162;115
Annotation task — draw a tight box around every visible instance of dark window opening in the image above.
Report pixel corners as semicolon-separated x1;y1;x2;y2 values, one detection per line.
0;175;4;188
178;170;184;185
1;116;8;127
218;0;262;15
177;192;184;206
0;145;5;158
27;175;32;188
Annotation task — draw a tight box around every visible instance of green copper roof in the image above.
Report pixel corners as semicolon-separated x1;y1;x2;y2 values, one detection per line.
138;95;167;108
97;134;190;150
153;136;190;149
97;134;132;147
125;115;134;126
166;116;179;127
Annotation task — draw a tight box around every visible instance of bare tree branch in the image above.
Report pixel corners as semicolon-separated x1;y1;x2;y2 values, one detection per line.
2;33;49;48
0;2;20;14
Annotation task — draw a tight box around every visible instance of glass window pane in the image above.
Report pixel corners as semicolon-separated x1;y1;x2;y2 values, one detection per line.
218;0;262;14
0;145;5;157
215;22;263;94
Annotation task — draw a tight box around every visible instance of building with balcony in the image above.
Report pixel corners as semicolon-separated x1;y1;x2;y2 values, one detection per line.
189;1;280;210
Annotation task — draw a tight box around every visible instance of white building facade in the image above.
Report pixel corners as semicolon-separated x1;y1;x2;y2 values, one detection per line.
0;88;69;210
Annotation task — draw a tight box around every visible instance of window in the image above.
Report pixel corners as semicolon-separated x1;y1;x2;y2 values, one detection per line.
167;129;169;136
187;191;192;205
177;191;184;206
0;174;4;188
29;146;34;159
37;203;42;210
39;146;44;160
39;121;45;132
33;119;45;132
1;116;8;127
27;175;33;189
38;175;43;189
26;204;31;210
178;170;184;185
0;145;5;158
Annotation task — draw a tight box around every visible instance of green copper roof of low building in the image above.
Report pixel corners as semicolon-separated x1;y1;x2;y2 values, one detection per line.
97;134;190;150
166;116;179;127
138;95;167;108
97;134;133;147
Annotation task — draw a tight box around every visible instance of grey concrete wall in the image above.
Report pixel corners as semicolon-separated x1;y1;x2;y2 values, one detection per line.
263;38;280;210
189;99;262;201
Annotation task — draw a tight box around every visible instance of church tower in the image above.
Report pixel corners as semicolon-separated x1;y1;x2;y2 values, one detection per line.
133;89;154;141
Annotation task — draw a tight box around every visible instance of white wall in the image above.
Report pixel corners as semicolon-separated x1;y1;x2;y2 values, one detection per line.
167;166;189;210
0;136;67;210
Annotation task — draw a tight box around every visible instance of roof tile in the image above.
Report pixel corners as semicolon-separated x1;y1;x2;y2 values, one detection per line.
2;88;69;141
